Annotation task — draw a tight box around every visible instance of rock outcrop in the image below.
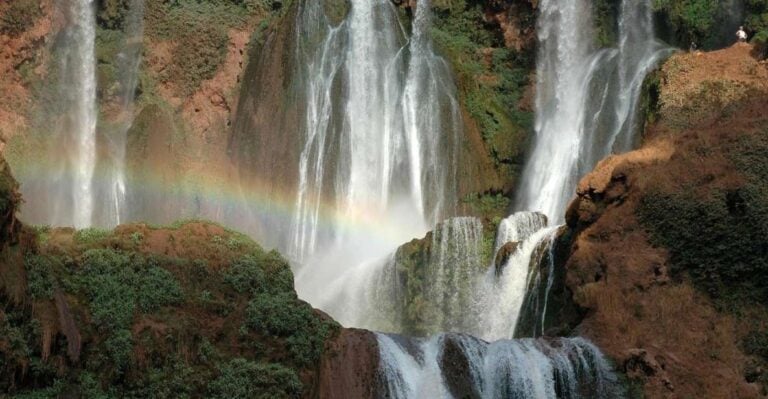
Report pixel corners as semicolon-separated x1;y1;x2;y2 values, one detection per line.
558;45;768;398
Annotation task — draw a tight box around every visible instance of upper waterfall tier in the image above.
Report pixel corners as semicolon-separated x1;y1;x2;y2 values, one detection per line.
515;0;672;222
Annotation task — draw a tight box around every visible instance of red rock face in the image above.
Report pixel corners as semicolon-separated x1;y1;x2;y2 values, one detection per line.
315;328;381;399
559;46;768;398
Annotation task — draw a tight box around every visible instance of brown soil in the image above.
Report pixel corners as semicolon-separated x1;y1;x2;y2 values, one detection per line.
563;45;768;398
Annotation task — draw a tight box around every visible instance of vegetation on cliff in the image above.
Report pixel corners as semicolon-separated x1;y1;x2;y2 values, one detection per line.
652;0;768;52
0;170;338;399
430;0;536;192
638;130;768;307
558;45;768;397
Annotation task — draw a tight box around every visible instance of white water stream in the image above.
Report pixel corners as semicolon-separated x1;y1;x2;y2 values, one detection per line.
291;0;461;312
70;0;98;229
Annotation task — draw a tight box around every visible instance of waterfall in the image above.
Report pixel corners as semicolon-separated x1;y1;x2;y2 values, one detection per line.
289;0;460;264
39;0;99;229
341;214;551;340
93;0;145;228
70;0;98;229
376;333;622;398
365;1;670;394
291;0;461;316
107;0;144;227
516;0;671;223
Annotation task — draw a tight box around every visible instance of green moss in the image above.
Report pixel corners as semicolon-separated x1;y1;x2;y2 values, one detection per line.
430;1;534;182
97;0;131;30
594;0;620;47
208;358;301;399
23;255;58;300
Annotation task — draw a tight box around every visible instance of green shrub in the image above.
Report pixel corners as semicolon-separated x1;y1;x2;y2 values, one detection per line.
223;255;267;293
653;0;718;45
135;264;183;312
24;255;57;299
126;358;196;399
746;0;768;57
207;358;301;399
223;252;294;294
78;372;115;399
105;328;133;369
171;22;229;95
79;249;137;329
245;291;305;335
0;0;42;37
74;228;111;245
10;381;65;399
244;291;335;365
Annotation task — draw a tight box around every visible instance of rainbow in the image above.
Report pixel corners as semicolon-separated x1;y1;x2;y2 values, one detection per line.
8;153;430;254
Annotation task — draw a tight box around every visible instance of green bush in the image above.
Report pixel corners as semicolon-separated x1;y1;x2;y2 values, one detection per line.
207;358;301;399
79;249;137;329
24;255;57;300
74;228;111;246
135;262;183;312
171;21;229;95
126;358;196;399
78;372;115;399
223;255;267;293
746;0;768;56
223;252;295;294
653;0;718;45
0;0;42;37
245;292;306;336
105;328;133;369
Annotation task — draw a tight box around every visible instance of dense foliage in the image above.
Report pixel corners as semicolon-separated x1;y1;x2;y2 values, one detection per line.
638;130;768;307
1;223;337;398
745;0;768;54
652;0;768;51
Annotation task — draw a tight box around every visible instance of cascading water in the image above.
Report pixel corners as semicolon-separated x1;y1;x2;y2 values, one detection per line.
93;0;145;228
70;0;98;229
377;333;622;398
290;0;461;314
351;0;671;396
25;0;99;228
289;0;460;264
517;0;672;221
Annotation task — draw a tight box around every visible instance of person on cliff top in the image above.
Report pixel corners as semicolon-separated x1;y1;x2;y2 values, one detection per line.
737;26;748;43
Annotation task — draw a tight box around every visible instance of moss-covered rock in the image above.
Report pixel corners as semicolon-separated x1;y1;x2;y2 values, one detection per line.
430;0;535;195
0;184;339;398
